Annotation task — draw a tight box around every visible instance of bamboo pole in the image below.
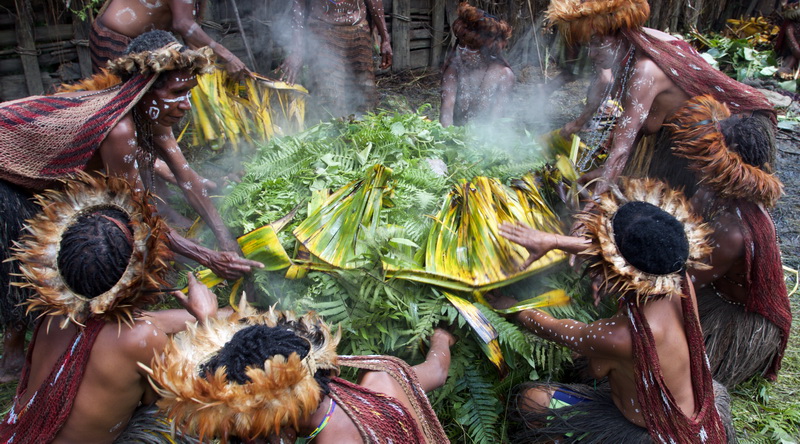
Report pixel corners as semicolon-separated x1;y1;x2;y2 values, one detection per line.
14;0;44;96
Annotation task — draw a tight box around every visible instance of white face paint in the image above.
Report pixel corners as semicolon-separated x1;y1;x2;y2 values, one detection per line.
147;106;160;120
127;138;137;147
138;0;163;9
123;153;135;164
116;7;137;24
161;90;192;103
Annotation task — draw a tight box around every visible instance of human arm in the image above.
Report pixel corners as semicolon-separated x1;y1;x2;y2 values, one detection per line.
279;0;306;84
786;22;800;60
168;0;250;78
499;222;588;268
440;64;457;127
594;62;661;195
152;125;238;252
365;0;392;69
561;67;612;138
165;227;264;280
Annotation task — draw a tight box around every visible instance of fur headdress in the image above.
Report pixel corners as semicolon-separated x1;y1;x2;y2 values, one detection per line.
143;302;341;442
13;173;171;328
452;2;512;53
784;1;800;21
578;178;711;303
107;41;215;78
546;0;650;44
667;95;783;207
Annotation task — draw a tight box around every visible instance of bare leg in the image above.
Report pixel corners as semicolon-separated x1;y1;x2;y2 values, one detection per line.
411;328;457;393
0;321;27;383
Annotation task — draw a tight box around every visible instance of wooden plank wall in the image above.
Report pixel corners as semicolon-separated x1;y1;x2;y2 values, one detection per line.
386;0;451;72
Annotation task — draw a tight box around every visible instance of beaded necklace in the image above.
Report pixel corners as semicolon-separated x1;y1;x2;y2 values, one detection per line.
304;397;337;441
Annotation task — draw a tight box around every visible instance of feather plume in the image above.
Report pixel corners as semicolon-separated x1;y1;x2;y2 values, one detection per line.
144;305;340;441
12;173;171;327
107;42;215;78
546;0;650;44
578;178;712;303
667;95;783;207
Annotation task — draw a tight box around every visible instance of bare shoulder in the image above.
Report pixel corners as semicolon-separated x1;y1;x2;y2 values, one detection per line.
107;317;169;364
583;314;632;358
489;64;515;85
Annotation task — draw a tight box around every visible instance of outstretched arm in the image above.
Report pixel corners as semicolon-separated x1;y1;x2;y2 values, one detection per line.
561;67;613;138
499;222;588;268
165;227;263;280
168;0;250;78
440;64;457;127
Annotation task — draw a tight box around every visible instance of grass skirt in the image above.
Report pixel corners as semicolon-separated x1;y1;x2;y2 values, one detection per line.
697;286;782;387
509;380;735;443
113;405;198;444
0;180;39;329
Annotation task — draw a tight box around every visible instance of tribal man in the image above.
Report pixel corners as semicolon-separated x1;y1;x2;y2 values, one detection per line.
0;30;261;382
488;178;734;443
280;0;392;120
440;2;515;127
90;0;249;78
549;0;776;196
664;95;791;387
145;304;456;443
0;174;223;443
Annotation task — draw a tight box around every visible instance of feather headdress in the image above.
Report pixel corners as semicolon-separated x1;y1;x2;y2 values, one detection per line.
667;95;783;207
13;173;171;328
546;0;650;44
107;41;215;78
578;178;711;303
143;302;341;442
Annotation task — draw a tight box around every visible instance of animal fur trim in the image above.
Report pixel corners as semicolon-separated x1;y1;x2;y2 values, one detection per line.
142;303;341;442
546;0;650;44
667;95;783;207
578;178;712;303
13;173;171;328
784;2;800;21
56;69;122;93
107;42;215;78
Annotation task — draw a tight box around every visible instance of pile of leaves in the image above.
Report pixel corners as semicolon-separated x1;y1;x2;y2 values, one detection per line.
219;109;599;443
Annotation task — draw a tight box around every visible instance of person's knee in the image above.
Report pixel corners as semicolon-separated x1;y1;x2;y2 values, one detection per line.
518;386;554;413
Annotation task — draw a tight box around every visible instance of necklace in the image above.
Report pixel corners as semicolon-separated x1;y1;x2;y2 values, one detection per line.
132;106;158;192
578;44;636;172
303;397;337;441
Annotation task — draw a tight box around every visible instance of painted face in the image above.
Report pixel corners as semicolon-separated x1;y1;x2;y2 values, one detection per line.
588;34;620;70
139;69;198;127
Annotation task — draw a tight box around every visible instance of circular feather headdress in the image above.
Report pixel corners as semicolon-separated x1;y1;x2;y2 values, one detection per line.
13;173;171;328
578;178;711;302
143;302;341;442
107;41;215;78
546;0;650;44
667;95;783;207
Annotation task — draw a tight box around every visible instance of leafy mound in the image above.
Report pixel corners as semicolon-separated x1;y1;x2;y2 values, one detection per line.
221;109;598;443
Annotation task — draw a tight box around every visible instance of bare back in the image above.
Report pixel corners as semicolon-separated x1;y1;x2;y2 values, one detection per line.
20;317;166;444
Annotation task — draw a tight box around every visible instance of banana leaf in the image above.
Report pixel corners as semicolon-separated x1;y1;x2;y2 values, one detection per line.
444;292;505;372
386;176;566;291
293;164;393;269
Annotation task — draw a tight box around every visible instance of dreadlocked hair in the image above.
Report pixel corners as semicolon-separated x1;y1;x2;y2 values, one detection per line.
613;201;689;276
452;2;512;56
57;208;133;298
719;112;776;173
201;324;332;394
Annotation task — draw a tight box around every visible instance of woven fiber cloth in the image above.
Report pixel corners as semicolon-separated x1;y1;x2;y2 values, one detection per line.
0;73;155;191
89;19;132;73
305;18;376;119
332;355;450;444
0;317;105;443
628;287;728;443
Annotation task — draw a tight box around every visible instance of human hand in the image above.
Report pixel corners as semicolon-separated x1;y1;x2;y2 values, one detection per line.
279;54;303;84
483;290;520;316
172;273;217;323
499;222;558;269
560;120;582;139
379;40;393;69
206;250;264;280
224;55;252;81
